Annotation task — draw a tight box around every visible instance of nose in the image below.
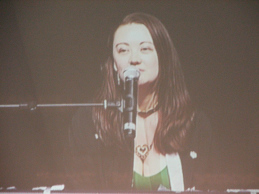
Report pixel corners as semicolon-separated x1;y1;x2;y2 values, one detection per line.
129;51;141;66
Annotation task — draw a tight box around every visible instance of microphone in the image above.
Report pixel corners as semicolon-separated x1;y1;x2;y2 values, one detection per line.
123;67;140;139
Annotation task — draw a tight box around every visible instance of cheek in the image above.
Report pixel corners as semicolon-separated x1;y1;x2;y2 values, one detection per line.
155;62;159;75
150;64;159;81
148;55;159;77
154;66;159;79
113;58;128;80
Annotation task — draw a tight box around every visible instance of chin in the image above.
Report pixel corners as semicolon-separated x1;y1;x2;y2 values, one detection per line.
137;79;146;86
138;80;155;88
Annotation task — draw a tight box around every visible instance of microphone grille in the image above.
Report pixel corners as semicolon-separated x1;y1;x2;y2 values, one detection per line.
123;67;140;80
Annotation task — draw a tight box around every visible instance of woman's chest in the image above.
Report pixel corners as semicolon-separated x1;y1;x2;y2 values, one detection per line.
134;113;167;176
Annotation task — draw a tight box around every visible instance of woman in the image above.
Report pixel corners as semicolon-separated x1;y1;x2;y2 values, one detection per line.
68;13;212;192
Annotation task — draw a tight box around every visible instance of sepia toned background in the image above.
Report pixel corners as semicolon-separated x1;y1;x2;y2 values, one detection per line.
0;0;258;190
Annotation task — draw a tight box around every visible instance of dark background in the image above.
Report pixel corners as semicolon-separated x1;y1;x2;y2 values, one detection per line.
0;0;258;190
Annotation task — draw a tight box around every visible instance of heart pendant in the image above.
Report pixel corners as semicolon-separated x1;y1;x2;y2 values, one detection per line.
135;144;150;161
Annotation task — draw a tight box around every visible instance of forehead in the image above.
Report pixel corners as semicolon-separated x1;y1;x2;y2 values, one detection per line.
113;23;153;45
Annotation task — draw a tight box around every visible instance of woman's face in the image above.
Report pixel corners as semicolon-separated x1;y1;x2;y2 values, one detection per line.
113;23;159;86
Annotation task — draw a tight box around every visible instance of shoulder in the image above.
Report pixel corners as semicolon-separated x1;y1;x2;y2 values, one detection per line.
192;110;212;138
194;110;211;128
185;110;213;161
189;110;213;160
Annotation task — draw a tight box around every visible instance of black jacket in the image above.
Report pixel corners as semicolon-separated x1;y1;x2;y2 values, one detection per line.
66;107;212;192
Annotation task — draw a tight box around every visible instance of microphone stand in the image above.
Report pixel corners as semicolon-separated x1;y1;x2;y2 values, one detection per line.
0;99;137;190
0;100;122;111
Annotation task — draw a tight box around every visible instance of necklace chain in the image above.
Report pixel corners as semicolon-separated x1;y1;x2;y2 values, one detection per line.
137;103;159;114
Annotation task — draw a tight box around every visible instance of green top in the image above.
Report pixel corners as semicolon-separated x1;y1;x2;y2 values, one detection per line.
133;166;171;191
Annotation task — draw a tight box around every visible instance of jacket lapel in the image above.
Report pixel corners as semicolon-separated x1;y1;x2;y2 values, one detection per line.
166;153;185;191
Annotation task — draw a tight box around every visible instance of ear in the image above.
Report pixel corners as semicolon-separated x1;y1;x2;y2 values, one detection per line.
113;63;118;72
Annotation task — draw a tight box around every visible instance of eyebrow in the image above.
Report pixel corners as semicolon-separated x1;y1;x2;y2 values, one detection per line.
115;41;154;48
140;41;153;45
115;42;129;48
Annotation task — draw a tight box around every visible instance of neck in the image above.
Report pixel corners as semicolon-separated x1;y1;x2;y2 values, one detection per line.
138;84;157;112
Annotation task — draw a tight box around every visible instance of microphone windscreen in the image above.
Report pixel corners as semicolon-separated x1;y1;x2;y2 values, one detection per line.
123;67;140;80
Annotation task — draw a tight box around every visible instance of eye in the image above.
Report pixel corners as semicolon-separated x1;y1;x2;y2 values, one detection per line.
118;48;128;53
116;45;129;54
141;46;153;53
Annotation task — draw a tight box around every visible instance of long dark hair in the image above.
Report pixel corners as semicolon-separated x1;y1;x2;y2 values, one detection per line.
93;13;194;154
